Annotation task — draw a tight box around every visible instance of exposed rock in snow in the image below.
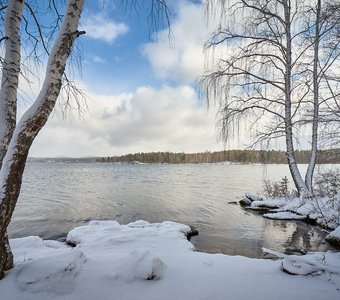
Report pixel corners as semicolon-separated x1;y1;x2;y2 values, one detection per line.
326;226;340;247
240;193;261;206
239;197;252;207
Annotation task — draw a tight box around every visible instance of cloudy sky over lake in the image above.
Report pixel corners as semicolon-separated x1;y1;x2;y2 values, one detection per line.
23;0;234;157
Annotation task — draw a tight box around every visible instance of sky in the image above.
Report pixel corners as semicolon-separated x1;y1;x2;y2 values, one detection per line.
20;0;234;158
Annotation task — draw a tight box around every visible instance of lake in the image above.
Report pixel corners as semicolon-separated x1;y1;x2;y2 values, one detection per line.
8;162;336;258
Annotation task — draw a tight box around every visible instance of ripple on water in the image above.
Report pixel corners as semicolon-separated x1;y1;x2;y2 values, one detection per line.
9;163;338;257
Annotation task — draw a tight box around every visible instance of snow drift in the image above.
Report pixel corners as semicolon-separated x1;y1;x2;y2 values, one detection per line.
0;220;339;300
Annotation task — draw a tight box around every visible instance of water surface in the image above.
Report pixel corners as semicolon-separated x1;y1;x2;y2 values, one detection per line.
8;163;336;257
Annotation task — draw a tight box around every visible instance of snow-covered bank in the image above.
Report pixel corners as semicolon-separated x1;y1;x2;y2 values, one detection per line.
242;193;340;246
0;220;339;300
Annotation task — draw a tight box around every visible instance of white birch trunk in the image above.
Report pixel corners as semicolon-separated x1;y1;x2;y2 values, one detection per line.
305;0;321;193
283;0;310;198
0;0;25;279
0;0;25;167
0;0;85;279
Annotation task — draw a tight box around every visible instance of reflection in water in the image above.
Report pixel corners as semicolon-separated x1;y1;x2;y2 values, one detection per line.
283;221;329;254
8;163;337;258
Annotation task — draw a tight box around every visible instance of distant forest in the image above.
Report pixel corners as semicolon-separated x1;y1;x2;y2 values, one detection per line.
97;149;340;164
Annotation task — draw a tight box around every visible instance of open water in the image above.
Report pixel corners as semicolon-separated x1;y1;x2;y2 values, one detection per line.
8;162;337;258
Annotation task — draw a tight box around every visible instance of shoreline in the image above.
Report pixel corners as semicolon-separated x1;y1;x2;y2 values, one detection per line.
1;220;340;300
240;193;340;248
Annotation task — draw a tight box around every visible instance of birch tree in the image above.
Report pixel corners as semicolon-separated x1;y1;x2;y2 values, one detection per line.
0;0;85;279
305;0;321;193
0;0;171;280
313;3;340;147
301;1;340;192
201;0;340;196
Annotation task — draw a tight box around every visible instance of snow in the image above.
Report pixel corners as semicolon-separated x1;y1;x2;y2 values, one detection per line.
327;226;340;240
16;249;86;294
263;248;340;275
263;211;307;220
326;226;340;246
250;198;287;209
0;220;339;300
244;193;340;241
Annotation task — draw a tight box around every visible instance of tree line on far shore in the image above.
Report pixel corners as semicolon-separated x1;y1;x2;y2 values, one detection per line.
97;149;340;165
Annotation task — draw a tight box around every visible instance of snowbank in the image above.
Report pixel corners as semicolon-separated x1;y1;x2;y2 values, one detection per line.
0;220;339;300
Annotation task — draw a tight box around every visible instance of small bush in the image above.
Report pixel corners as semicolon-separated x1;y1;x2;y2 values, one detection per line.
263;176;296;198
312;169;340;228
314;169;340;197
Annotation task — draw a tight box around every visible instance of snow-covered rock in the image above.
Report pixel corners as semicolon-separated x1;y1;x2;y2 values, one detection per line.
240;193;261;206
263;212;307;220
326;226;340;247
250;198;287;209
113;250;166;281
16;249;86;294
242;194;340;236
263;248;340;276
1;220;339;300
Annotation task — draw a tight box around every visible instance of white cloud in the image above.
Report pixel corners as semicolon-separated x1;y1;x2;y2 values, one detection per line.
93;56;106;64
17;2;229;157
81;13;128;44
29;85;222;157
142;1;216;84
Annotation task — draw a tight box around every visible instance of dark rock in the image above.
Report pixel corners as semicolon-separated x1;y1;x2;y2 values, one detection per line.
66;240;77;248
186;226;199;240
239;198;252;207
326;235;340;248
325;226;340;247
244;193;262;202
240;193;262;207
284;248;306;255
305;215;317;225
253;204;279;209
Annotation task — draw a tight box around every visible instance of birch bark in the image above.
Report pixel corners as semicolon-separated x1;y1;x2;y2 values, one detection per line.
305;0;321;193
0;0;25;279
0;0;25;168
202;0;312;197
0;0;85;279
283;0;310;197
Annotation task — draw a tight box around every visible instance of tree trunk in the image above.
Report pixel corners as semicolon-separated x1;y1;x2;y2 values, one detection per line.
283;0;310;197
0;0;25;279
305;0;321;193
0;0;84;279
0;233;13;279
0;0;24;168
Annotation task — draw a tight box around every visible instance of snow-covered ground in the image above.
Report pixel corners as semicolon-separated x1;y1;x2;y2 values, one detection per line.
0;220;339;300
